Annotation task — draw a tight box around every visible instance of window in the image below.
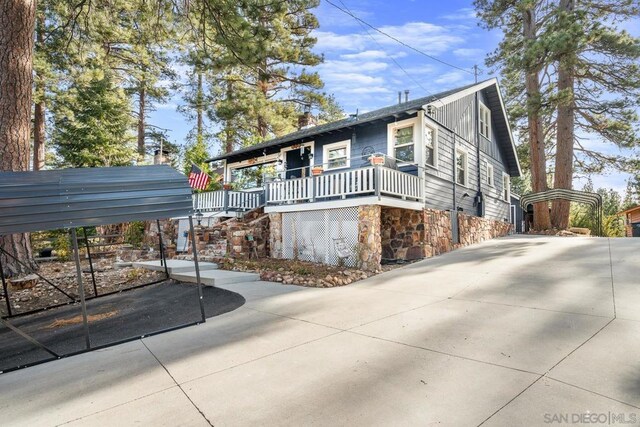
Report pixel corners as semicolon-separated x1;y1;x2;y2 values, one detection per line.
503;173;511;201
392;124;415;163
479;103;491;139
323;140;350;170
486;163;494;187
425;124;437;167
455;149;468;186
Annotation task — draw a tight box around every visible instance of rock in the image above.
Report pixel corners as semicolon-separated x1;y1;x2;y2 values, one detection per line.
8;274;39;290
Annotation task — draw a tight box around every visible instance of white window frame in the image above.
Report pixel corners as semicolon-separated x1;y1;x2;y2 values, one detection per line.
323;139;351;170
502;172;511;202
479;102;491;140
424;121;438;169
455;148;469;187
387;117;419;164
486;163;494;187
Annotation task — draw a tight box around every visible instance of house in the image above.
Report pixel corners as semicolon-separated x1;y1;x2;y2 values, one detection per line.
618;205;640;237
199;78;520;270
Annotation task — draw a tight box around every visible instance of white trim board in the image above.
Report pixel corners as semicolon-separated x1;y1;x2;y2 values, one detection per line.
264;196;424;213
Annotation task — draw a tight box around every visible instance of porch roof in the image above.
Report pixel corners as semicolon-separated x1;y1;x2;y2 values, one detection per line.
206;79;521;177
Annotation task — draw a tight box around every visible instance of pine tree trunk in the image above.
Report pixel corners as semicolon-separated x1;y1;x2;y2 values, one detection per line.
0;0;38;277
551;0;575;230
33;13;45;171
196;71;203;140
137;84;146;163
225;80;233;154
257;59;269;139
523;6;551;230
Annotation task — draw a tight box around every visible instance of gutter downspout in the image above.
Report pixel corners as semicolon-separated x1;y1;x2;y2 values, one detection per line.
475;91;483;217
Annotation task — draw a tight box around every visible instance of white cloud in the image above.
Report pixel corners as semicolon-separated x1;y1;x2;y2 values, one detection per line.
319;59;388;74
440;7;477;21
314;21;463;55
340;50;388;60
435;70;468;85
453;48;485;59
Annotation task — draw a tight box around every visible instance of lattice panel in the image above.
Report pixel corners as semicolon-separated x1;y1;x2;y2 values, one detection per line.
282;207;359;267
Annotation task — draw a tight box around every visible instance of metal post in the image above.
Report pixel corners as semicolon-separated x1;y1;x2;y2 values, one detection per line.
0;255;12;317
157;219;169;277
71;228;91;349
82;227;98;297
188;216;206;323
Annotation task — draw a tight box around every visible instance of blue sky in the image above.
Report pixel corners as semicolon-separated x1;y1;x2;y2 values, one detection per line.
149;0;639;194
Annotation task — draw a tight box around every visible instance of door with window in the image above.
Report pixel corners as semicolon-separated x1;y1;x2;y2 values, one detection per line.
285;147;312;179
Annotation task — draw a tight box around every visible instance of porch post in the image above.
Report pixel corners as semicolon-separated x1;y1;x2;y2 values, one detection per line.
375;165;381;200
223;189;229;212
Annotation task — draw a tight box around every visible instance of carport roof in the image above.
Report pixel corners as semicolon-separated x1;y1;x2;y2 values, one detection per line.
0;165;193;235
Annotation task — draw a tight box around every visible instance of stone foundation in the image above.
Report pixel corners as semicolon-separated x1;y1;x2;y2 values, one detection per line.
381;207;511;262
269;212;283;259
358;205;381;272
187;209;270;261
458;213;512;246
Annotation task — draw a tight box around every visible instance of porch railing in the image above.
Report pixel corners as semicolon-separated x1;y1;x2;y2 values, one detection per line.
266;165;423;205
194;189;263;212
194;166;423;212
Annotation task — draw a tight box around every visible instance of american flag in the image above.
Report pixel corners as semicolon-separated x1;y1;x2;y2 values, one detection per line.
188;164;210;190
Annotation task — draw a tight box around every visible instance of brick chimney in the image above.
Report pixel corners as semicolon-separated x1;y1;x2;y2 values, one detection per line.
297;111;316;130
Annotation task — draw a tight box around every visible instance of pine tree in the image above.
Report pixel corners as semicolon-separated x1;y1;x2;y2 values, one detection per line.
546;0;640;228
0;0;38;276
52;68;135;167
476;0;552;230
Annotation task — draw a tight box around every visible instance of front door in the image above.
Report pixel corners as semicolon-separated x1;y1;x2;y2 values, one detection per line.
285;146;312;179
632;223;640;237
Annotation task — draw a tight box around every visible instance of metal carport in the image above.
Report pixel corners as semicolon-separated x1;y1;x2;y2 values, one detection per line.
520;189;603;236
0;165;207;370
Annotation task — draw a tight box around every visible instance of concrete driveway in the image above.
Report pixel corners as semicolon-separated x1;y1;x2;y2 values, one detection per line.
1;236;638;426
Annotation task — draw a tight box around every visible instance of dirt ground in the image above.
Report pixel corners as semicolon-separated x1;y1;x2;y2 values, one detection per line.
0;258;165;317
219;258;409;287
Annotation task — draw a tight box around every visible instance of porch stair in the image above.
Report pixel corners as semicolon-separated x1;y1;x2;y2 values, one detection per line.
133;259;260;286
132;259;219;274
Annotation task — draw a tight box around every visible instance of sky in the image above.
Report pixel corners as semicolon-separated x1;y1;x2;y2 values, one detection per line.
149;0;639;195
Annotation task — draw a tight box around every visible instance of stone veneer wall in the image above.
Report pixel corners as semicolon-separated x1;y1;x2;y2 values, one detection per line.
423;208;455;257
381;207;511;262
458;212;512;246
358;205;382;272
381;208;453;261
268;212;283;259
189;209;270;261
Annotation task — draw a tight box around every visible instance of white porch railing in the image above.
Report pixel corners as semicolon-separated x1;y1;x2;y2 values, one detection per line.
314;167;376;199
379;167;422;200
195;191;224;211
265;166;423;205
228;191;262;210
267;176;313;203
194;190;263;212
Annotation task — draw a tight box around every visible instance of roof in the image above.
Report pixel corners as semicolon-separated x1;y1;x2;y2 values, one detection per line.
617;205;640;215
0;165;193;235
206;80;485;163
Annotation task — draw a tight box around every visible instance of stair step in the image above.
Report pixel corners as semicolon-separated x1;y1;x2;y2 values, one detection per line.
171;269;260;286
132;260;218;274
